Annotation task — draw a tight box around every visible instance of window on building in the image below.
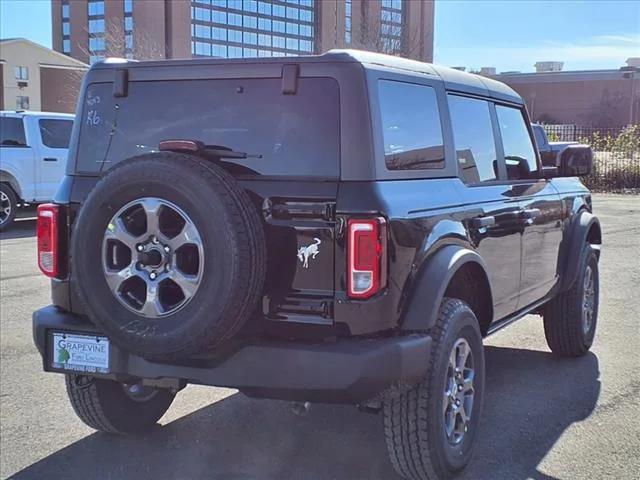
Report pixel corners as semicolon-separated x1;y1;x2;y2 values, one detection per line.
63;39;71;54
345;0;351;44
88;0;105;16
62;22;70;35
448;95;498;184
14;66;28;80
125;16;134;31
89;19;105;33
124;0;133;14
190;0;315;58
39;119;74;149
90;55;105;64
212;44;227;56
62;3;70;19
495;105;538;179
16;96;30;110
380;0;404;54
89;37;106;52
228;29;242;42
0;117;27;146
125;33;133;50
379;80;444;170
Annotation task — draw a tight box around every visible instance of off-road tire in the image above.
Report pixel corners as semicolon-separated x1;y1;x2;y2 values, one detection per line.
543;243;599;357
383;298;485;480
71;153;267;359
0;184;18;231
65;374;175;434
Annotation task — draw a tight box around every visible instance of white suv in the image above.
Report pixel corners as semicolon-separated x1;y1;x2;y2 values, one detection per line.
0;111;74;229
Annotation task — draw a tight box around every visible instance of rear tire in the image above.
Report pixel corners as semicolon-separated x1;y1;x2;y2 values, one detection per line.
0;184;18;231
543;243;599;357
65;375;175;434
383;298;485;480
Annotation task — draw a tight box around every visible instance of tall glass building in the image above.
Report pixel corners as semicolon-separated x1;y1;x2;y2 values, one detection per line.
53;0;434;65
191;0;315;58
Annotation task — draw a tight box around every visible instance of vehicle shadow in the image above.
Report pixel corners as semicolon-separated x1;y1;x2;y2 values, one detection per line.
0;218;36;240
11;346;600;480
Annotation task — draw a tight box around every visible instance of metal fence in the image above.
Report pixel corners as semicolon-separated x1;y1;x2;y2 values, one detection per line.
542;125;626;143
542;124;640;192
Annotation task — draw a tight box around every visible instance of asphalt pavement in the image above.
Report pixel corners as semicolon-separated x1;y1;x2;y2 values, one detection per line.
1;195;639;480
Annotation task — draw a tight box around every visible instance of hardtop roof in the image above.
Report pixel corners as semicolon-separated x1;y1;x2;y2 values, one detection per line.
91;49;523;105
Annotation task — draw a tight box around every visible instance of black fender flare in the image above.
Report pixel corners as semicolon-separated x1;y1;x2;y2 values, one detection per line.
401;245;492;332
560;211;601;291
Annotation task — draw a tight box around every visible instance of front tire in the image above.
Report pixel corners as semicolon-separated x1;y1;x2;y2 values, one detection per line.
543;243;599;357
0;184;18;231
383;298;485;480
65;375;176;434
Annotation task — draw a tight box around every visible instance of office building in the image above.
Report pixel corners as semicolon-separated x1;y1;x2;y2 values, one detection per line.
52;0;434;64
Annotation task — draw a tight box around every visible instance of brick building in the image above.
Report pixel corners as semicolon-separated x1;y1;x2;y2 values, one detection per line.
492;63;639;128
51;0;434;64
0;38;88;113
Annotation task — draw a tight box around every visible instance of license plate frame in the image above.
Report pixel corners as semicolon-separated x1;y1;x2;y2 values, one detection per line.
50;332;110;374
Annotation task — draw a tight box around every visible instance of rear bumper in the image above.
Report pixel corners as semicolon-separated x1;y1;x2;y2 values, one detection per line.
33;306;432;404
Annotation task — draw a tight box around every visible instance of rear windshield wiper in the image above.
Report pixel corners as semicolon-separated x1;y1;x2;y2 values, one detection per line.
159;139;262;159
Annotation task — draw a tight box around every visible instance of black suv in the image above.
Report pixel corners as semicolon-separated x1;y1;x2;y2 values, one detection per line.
33;51;601;480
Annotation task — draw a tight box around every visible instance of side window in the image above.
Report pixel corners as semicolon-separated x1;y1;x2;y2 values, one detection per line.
496;105;538;180
39;119;74;149
379;80;445;170
0;118;28;147
447;95;497;183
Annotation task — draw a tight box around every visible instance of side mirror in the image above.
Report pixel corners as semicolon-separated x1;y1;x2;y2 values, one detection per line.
505;156;531;180
558;145;593;177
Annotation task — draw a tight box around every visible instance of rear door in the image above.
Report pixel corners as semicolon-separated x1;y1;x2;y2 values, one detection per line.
494;105;563;309
73;74;341;326
448;94;523;321
34;117;73;201
0;115;36;200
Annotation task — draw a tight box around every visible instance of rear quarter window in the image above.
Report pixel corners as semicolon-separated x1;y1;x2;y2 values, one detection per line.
75;77;340;177
378;80;444;170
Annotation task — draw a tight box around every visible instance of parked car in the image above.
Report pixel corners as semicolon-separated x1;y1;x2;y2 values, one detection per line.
32;51;601;480
0;111;74;229
531;123;589;168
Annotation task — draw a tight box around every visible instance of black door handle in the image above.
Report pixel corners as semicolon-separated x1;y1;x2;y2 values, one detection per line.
43;157;58;162
470;216;496;228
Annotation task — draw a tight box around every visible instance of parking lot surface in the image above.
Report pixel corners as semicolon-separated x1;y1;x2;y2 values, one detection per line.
1;195;639;480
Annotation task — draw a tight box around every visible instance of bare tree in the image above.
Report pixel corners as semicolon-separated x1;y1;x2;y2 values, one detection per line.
81;17;165;61
349;3;422;59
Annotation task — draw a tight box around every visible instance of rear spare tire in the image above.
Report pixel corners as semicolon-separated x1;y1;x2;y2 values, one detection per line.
71;153;266;358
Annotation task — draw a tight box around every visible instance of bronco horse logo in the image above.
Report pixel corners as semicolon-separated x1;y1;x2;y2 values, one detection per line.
297;238;321;268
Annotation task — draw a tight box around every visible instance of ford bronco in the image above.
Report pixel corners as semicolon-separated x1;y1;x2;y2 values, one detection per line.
32;51;601;480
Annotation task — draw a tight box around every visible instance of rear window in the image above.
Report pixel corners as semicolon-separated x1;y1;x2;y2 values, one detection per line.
378;80;444;170
75;77;340;177
39;119;73;148
0;117;27;147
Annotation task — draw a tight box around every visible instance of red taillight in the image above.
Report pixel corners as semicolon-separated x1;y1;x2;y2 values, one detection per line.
347;217;387;299
37;204;60;278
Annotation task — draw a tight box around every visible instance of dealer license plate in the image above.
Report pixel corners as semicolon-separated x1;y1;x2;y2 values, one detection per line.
51;332;110;374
